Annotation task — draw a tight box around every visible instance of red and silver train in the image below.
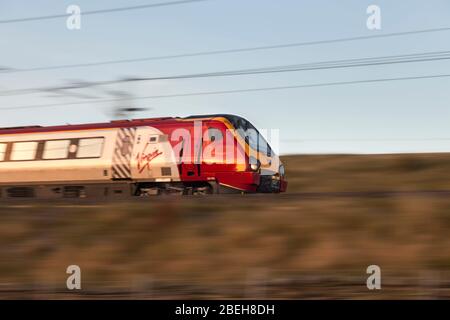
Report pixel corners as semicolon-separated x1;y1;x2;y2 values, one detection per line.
0;114;287;199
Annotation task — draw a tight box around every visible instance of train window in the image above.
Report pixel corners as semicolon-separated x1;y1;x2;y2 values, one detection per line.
76;138;104;158
0;143;6;161
236;120;272;157
43;140;70;159
11;142;38;161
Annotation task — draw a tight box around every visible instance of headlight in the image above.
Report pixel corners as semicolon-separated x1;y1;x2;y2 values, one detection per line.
249;156;261;171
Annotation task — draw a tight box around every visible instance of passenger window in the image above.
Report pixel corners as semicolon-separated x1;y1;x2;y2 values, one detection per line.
0;143;6;161
11;141;38;161
77;138;104;158
43;140;70;159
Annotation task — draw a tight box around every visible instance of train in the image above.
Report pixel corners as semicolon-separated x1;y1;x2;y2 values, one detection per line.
0;114;287;199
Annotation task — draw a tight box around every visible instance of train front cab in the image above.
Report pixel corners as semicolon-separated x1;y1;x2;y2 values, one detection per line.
202;115;288;194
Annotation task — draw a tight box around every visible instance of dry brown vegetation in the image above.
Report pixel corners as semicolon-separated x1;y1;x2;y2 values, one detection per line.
0;154;450;299
282;153;450;192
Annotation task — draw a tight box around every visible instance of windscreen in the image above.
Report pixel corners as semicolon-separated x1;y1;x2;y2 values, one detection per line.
229;116;272;156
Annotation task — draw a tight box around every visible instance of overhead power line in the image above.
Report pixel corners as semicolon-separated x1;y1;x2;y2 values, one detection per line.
2;73;449;111
2;26;450;73
283;138;450;142
0;0;208;24
2;50;450;97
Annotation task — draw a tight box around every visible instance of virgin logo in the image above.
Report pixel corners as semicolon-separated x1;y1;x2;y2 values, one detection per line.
136;143;163;173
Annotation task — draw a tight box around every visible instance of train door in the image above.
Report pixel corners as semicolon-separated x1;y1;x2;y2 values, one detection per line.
176;136;195;179
112;127;136;180
176;124;203;179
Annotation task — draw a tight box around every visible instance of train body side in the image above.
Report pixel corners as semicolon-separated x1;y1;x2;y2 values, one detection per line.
0;128;117;184
0;127;179;183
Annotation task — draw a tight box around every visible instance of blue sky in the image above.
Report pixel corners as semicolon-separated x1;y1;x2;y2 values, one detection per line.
1;0;450;154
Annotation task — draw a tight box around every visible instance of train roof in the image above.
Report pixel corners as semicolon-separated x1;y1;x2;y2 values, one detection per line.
0;114;244;135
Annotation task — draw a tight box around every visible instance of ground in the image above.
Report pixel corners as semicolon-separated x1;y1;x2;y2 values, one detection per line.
1;153;450;299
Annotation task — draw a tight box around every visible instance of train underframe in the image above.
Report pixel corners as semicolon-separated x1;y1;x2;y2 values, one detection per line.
0;175;284;200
